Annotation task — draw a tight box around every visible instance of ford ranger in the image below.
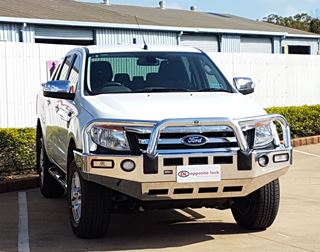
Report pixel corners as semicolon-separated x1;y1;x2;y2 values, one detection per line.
36;45;292;238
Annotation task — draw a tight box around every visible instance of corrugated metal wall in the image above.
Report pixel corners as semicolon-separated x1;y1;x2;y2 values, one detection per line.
96;29;178;46
273;37;281;54
221;35;241;53
22;25;35;43
35;27;93;40
180;35;219;52
240;37;273;53
282;38;319;55
1;42;320;127
0;42;74;128
209;52;320;107
0;23;20;42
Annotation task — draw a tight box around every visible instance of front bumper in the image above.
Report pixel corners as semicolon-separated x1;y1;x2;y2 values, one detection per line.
75;114;292;201
74;146;291;201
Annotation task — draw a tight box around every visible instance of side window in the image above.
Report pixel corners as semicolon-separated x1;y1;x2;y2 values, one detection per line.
200;58;224;89
68;55;81;93
52;63;61;80
58;55;73;80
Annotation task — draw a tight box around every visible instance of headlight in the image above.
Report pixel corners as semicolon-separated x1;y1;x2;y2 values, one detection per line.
90;126;130;151
254;123;276;148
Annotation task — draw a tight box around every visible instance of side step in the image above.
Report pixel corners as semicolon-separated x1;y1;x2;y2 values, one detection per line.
48;167;67;190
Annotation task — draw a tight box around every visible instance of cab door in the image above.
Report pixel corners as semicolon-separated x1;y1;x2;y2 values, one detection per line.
46;54;80;169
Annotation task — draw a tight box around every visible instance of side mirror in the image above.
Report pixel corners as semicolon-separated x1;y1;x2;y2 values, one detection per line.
43;80;75;99
233;77;255;95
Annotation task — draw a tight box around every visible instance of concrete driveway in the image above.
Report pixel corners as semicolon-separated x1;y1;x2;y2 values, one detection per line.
1;144;319;252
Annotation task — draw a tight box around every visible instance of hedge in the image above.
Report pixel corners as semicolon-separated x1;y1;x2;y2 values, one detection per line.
0;105;319;172
266;105;320;138
0;128;36;173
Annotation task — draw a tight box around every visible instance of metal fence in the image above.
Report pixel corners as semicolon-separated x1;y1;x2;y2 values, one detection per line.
208;52;320;108
0;41;319;128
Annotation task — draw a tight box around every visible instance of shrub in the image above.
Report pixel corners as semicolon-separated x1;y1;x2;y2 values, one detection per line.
0;128;36;173
0;105;319;172
266;105;320;138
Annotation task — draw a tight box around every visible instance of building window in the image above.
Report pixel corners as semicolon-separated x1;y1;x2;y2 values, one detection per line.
35;38;94;46
282;45;311;55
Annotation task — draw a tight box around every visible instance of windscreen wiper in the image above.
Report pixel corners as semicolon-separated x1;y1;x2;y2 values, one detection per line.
197;88;233;93
136;88;192;93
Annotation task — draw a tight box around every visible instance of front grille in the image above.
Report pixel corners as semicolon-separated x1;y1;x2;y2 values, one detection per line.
128;127;255;153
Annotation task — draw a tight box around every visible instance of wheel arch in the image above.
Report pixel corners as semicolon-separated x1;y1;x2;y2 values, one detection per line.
67;137;82;176
36;119;43;173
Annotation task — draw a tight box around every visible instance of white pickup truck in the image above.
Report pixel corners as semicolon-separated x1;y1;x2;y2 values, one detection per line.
36;45;292;238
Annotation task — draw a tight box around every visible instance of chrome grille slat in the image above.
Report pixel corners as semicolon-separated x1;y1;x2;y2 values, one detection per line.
126;125;254;154
126;125;233;134
138;137;237;145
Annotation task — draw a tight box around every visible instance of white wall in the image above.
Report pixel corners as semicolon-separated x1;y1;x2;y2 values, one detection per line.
0;42;320;128
209;52;320;108
0;42;74;128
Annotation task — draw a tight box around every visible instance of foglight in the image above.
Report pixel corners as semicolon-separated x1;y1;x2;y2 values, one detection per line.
258;155;269;167
121;160;136;172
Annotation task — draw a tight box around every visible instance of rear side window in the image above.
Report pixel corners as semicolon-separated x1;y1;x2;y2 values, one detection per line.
51;63;61;81
59;55;73;80
68;55;81;92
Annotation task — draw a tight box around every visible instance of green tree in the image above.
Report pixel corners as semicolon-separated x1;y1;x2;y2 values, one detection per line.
262;13;320;34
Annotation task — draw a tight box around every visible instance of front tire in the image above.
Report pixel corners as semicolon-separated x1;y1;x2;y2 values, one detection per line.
37;135;64;198
231;179;280;230
68;161;112;238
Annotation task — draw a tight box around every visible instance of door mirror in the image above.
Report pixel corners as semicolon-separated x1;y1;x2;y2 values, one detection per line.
43;80;75;99
233;77;255;95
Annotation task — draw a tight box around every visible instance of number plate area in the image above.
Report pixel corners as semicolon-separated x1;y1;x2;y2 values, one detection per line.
176;165;221;183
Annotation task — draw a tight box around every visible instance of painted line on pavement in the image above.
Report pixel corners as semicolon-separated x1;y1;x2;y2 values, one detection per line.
18;192;30;252
293;149;320;158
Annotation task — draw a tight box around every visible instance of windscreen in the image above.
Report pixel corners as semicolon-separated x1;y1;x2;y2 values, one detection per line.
86;52;233;94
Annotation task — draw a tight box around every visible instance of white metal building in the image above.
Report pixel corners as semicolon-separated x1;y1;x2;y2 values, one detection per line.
0;0;320;54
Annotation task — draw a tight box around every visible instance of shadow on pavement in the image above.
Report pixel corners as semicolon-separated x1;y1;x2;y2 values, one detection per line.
26;189;258;252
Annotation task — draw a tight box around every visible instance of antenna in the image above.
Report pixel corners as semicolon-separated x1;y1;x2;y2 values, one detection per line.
135;16;148;50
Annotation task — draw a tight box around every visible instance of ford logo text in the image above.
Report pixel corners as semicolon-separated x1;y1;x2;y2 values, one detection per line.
181;135;209;146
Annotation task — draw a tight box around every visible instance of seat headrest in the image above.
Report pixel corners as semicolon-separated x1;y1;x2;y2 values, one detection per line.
114;73;130;85
90;61;113;92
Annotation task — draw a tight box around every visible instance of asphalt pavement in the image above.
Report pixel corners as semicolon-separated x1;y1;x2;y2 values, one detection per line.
0;144;319;252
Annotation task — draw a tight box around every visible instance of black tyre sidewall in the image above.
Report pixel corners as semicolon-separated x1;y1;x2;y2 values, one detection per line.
231;179;280;230
68;161;112;238
37;136;64;198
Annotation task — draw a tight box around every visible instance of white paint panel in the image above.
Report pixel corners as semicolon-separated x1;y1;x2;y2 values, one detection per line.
35;27;93;40
180;35;219;52
240;37;272;53
96;29;177;46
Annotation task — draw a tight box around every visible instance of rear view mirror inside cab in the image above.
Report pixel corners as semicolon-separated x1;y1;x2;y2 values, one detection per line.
137;56;160;66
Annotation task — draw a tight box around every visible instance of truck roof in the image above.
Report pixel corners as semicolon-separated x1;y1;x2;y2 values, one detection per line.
85;45;202;54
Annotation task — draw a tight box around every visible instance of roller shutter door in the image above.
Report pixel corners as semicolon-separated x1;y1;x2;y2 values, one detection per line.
35;27;93;41
240;37;272;53
180;35;219;52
